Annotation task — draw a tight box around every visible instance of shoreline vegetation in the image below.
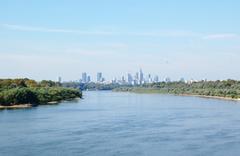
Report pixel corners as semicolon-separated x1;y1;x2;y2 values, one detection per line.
113;80;240;101
0;78;82;109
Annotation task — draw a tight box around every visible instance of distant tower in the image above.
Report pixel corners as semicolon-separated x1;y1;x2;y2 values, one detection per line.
121;76;125;83
87;75;91;83
58;76;62;83
82;72;87;83
147;74;152;83
97;72;103;82
135;72;139;81
127;73;133;84
154;75;159;82
139;69;144;84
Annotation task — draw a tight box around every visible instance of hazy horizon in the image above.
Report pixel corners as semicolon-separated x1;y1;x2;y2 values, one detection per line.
1;0;240;81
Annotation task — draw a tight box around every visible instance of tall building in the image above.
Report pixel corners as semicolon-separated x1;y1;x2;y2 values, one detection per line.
154;75;159;82
58;76;62;83
97;72;102;82
147;74;152;83
135;72;139;81
82;72;87;83
133;72;138;85
127;73;133;84
139;69;144;84
87;75;91;83
121;76;125;83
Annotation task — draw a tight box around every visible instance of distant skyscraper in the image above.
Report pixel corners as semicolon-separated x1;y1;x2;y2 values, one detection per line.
139;69;144;84
82;72;87;83
127;73;133;84
121;76;125;83
58;76;62;83
147;74;152;83
87;75;91;83
133;72;139;85
154;75;159;82
135;72;139;81
97;72;102;82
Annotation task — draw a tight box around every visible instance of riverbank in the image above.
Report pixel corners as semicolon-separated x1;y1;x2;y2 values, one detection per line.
114;88;240;101
178;94;240;101
114;80;240;101
0;97;83;110
0;104;32;109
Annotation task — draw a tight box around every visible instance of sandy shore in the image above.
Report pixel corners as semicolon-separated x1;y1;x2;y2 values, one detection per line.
177;94;240;101
0;104;32;109
0;102;59;109
47;101;59;104
0;98;80;110
117;89;240;102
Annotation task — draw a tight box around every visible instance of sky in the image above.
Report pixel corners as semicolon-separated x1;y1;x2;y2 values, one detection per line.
0;0;240;81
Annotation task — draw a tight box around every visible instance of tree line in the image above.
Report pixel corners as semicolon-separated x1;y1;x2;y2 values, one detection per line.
114;79;240;99
0;78;82;106
62;82;124;90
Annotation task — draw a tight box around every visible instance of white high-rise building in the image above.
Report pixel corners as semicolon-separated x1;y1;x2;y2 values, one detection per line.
147;74;152;83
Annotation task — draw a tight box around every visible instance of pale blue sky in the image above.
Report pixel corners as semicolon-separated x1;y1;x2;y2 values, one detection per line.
0;0;240;81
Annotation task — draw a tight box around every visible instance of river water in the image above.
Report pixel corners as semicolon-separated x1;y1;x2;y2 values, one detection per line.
1;91;240;156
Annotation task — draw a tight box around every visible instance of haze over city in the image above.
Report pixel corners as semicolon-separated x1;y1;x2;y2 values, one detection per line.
1;0;240;81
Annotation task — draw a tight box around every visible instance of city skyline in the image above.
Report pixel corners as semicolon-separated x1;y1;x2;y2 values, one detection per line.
1;1;240;81
68;69;207;84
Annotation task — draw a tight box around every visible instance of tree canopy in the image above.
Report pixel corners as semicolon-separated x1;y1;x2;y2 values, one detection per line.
0;78;82;106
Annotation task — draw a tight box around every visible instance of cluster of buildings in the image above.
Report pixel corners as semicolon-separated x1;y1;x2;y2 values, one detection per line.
78;69;160;85
78;72;105;83
81;72;91;83
59;69;206;85
111;69;160;85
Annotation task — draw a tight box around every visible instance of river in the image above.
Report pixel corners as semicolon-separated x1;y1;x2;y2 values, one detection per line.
1;91;240;156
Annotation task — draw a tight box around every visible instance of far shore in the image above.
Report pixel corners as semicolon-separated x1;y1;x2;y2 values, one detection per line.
178;94;240;101
115;89;240;102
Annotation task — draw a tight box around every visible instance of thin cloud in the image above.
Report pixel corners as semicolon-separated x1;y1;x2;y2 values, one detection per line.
1;24;239;40
203;33;239;40
128;31;201;38
0;24;201;38
1;24;113;35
